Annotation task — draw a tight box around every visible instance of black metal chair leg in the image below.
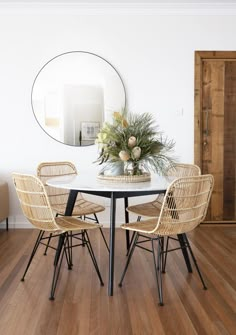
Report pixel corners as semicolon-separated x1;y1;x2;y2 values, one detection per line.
63;232;73;270
82;229;86;247
44;233;53;255
53;234;65;266
21;230;44;281
93;213;109;252
93;213;99;223
126;216;141;256
160;237;165;273
151;239;164;306
6;217;8;231
69;231;73;267
84;231;104;286
44;213;59;255
178;233;193;273
118;232;139;287
126;230;138;259
156;237;164;272
81;216;87;247
184;235;207;290
50;234;66;300
99;227;109;252
162;236;169;273
125;232;135;256
63;234;71;269
157;239;164;305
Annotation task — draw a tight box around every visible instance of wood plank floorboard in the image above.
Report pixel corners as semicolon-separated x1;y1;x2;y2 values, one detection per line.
0;227;235;335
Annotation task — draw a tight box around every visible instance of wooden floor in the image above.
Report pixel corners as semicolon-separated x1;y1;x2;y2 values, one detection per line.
0;226;235;335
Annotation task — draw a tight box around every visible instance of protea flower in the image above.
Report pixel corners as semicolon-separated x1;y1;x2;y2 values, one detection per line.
119;150;130;161
132;146;141;159
128;136;137;148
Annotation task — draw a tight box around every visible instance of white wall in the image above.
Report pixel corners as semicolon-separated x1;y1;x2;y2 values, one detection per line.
1;4;236;227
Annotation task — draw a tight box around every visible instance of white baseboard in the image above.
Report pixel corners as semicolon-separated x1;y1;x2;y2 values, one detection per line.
4;215;31;229
7;209;139;229
7;214;112;229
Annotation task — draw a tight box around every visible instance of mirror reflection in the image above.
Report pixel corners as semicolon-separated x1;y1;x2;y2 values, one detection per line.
31;51;126;146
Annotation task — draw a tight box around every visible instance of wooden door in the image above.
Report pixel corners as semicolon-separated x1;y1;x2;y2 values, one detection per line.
195;51;236;223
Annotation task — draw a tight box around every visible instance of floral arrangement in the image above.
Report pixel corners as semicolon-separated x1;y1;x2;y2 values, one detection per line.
95;110;175;176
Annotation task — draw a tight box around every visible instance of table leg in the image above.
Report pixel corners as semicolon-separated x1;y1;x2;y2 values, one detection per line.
177;233;193;273
64;190;79;266
108;192;116;296
65;190;79;215
124;197;130;251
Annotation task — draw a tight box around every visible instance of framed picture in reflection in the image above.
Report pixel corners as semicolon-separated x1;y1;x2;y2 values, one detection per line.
81;122;100;140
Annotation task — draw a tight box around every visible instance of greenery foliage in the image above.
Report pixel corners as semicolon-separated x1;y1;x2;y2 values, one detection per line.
95;110;176;175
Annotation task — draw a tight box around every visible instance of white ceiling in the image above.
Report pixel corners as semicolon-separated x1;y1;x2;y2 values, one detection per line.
0;0;235;3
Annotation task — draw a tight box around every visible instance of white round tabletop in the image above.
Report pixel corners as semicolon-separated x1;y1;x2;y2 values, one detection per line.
47;172;173;193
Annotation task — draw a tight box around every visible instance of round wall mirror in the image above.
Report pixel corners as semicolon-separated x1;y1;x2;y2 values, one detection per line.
31;51;126;146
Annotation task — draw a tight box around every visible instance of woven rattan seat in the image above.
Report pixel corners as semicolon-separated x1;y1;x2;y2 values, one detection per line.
37;161;109;251
12;173;104;300
119;174;214;306
127;163;201;219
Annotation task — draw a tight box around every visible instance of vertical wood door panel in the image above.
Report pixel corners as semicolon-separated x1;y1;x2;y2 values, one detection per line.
223;62;236;220
202;61;224;221
195;51;236;223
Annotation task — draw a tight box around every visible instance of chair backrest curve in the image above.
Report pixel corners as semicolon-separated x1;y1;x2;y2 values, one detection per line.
167;163;201;177
152;174;214;235
12;173;60;231
37;161;78;208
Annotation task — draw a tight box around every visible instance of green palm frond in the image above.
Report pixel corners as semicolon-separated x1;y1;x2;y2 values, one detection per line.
95;110;176;175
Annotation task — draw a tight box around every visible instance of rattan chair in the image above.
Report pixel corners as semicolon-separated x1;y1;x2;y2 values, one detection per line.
125;163;201;253
12;173;104;300
127;163;201;220
37;161;109;251
118;174;214;306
